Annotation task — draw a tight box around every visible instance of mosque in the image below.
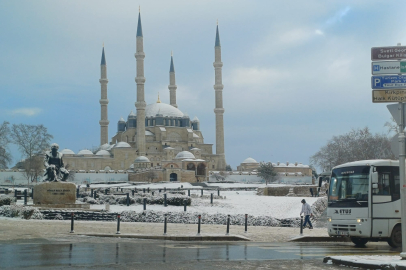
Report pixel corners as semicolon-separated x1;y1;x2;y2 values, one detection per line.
61;11;227;182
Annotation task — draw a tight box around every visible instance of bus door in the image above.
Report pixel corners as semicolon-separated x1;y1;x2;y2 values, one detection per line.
371;166;399;237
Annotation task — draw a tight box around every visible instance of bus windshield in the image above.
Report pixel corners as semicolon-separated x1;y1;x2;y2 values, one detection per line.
329;166;370;203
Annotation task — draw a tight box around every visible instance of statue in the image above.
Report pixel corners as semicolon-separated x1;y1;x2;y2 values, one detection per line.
43;143;69;182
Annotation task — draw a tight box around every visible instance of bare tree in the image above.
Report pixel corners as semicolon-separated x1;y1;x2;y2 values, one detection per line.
310;127;394;172
21;155;44;184
384;117;398;135
146;171;158;183
0;121;11;169
257;162;278;185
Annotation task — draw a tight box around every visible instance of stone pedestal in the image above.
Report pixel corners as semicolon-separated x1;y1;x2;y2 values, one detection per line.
33;182;76;205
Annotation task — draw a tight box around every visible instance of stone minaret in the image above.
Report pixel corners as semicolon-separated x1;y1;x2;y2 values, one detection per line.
99;45;109;145
168;51;178;108
213;23;226;170
135;10;146;155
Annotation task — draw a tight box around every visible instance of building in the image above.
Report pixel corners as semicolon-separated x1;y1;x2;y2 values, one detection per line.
62;11;227;183
236;157;313;184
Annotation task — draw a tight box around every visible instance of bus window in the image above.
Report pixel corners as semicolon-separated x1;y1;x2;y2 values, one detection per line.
393;175;400;201
374;173;390;195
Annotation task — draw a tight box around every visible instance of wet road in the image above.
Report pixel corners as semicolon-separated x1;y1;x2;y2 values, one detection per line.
0;239;400;269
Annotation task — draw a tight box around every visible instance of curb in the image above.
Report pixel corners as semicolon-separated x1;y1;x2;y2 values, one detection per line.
323;256;406;270
289;236;351;242
78;233;251;241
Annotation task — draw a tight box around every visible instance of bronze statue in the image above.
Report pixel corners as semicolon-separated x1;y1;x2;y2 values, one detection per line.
44;143;69;181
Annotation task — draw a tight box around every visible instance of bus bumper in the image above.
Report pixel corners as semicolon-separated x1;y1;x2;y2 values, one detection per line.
327;219;371;238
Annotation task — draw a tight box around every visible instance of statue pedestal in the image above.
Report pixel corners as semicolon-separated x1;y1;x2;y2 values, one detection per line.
33;182;76;205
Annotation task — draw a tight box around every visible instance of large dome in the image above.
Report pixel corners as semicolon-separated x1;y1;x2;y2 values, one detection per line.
145;102;184;118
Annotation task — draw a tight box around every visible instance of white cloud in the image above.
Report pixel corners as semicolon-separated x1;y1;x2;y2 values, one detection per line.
8;108;42;116
315;29;324;35
226;67;289;87
325;6;351;26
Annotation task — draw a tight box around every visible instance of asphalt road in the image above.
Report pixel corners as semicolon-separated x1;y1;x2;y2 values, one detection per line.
0;238;400;269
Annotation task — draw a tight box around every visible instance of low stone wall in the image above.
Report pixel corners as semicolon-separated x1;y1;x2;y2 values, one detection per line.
261;185;318;197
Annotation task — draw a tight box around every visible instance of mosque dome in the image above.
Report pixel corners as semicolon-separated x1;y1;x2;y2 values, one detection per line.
175;151;195;160
242;157;258;164
99;143;110;150
118;117;126;123
96;150;111;156
134;156;150;163
145;102;184;118
114;142;131;148
61;149;75;155
77;149;94;156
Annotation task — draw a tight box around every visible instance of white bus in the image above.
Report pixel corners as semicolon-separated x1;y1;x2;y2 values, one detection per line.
327;160;401;247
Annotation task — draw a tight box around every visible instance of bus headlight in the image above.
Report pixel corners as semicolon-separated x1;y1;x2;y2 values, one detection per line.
328;217;332;222
357;219;361;223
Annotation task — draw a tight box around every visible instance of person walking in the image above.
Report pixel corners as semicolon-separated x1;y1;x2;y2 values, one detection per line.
300;199;313;229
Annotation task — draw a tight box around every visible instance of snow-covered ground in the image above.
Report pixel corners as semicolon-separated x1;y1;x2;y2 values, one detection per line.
88;186;320;219
326;255;406;268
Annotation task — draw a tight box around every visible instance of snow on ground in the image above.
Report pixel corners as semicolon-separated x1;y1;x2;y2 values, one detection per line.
327;255;406;268
90;190;319;219
130;182;200;189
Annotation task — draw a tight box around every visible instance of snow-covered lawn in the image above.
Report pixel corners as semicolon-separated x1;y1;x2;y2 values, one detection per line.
90;189;320;219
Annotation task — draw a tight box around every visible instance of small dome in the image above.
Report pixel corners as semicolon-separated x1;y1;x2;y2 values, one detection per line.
242;157;258;164
99;143;110;150
128;111;136;118
175;151;195;160
61;149;75;155
134;156;150;163
77;149;93;155
118;117;125;123
96;150;110;156
192;116;199;122
115;142;131;148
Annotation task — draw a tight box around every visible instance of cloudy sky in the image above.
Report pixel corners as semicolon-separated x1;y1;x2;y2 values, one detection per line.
0;0;404;171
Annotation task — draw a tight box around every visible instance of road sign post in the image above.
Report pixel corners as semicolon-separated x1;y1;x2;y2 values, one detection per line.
374;44;406;259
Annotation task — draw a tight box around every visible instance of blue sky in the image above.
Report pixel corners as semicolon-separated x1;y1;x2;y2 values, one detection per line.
0;0;404;171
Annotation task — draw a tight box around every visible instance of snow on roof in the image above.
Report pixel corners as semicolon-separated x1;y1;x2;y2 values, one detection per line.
193;133;200;138
77;149;93;155
114;142;131;148
145;130;154;136
61;149;75;155
145;102;184;117
242;157;258;164
134;156;150;163
95;150;110;156
159;127;166;131
175;151;195;160
99;143;110;150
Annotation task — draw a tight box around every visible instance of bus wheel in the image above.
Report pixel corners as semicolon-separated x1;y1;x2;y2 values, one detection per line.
388;225;402;248
350;237;368;246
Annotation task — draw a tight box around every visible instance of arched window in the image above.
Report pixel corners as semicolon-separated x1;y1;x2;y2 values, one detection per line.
197;163;206;175
187;163;196;171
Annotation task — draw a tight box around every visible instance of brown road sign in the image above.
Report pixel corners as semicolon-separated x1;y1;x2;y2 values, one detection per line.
371;46;406;61
372;89;406;103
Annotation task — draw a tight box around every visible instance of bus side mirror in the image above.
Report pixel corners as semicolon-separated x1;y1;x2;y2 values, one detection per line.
371;172;378;184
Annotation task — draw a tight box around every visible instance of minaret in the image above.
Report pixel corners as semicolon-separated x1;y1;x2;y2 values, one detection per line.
168;51;178;108
213;22;226;170
99;44;109;145
135;9;146;156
